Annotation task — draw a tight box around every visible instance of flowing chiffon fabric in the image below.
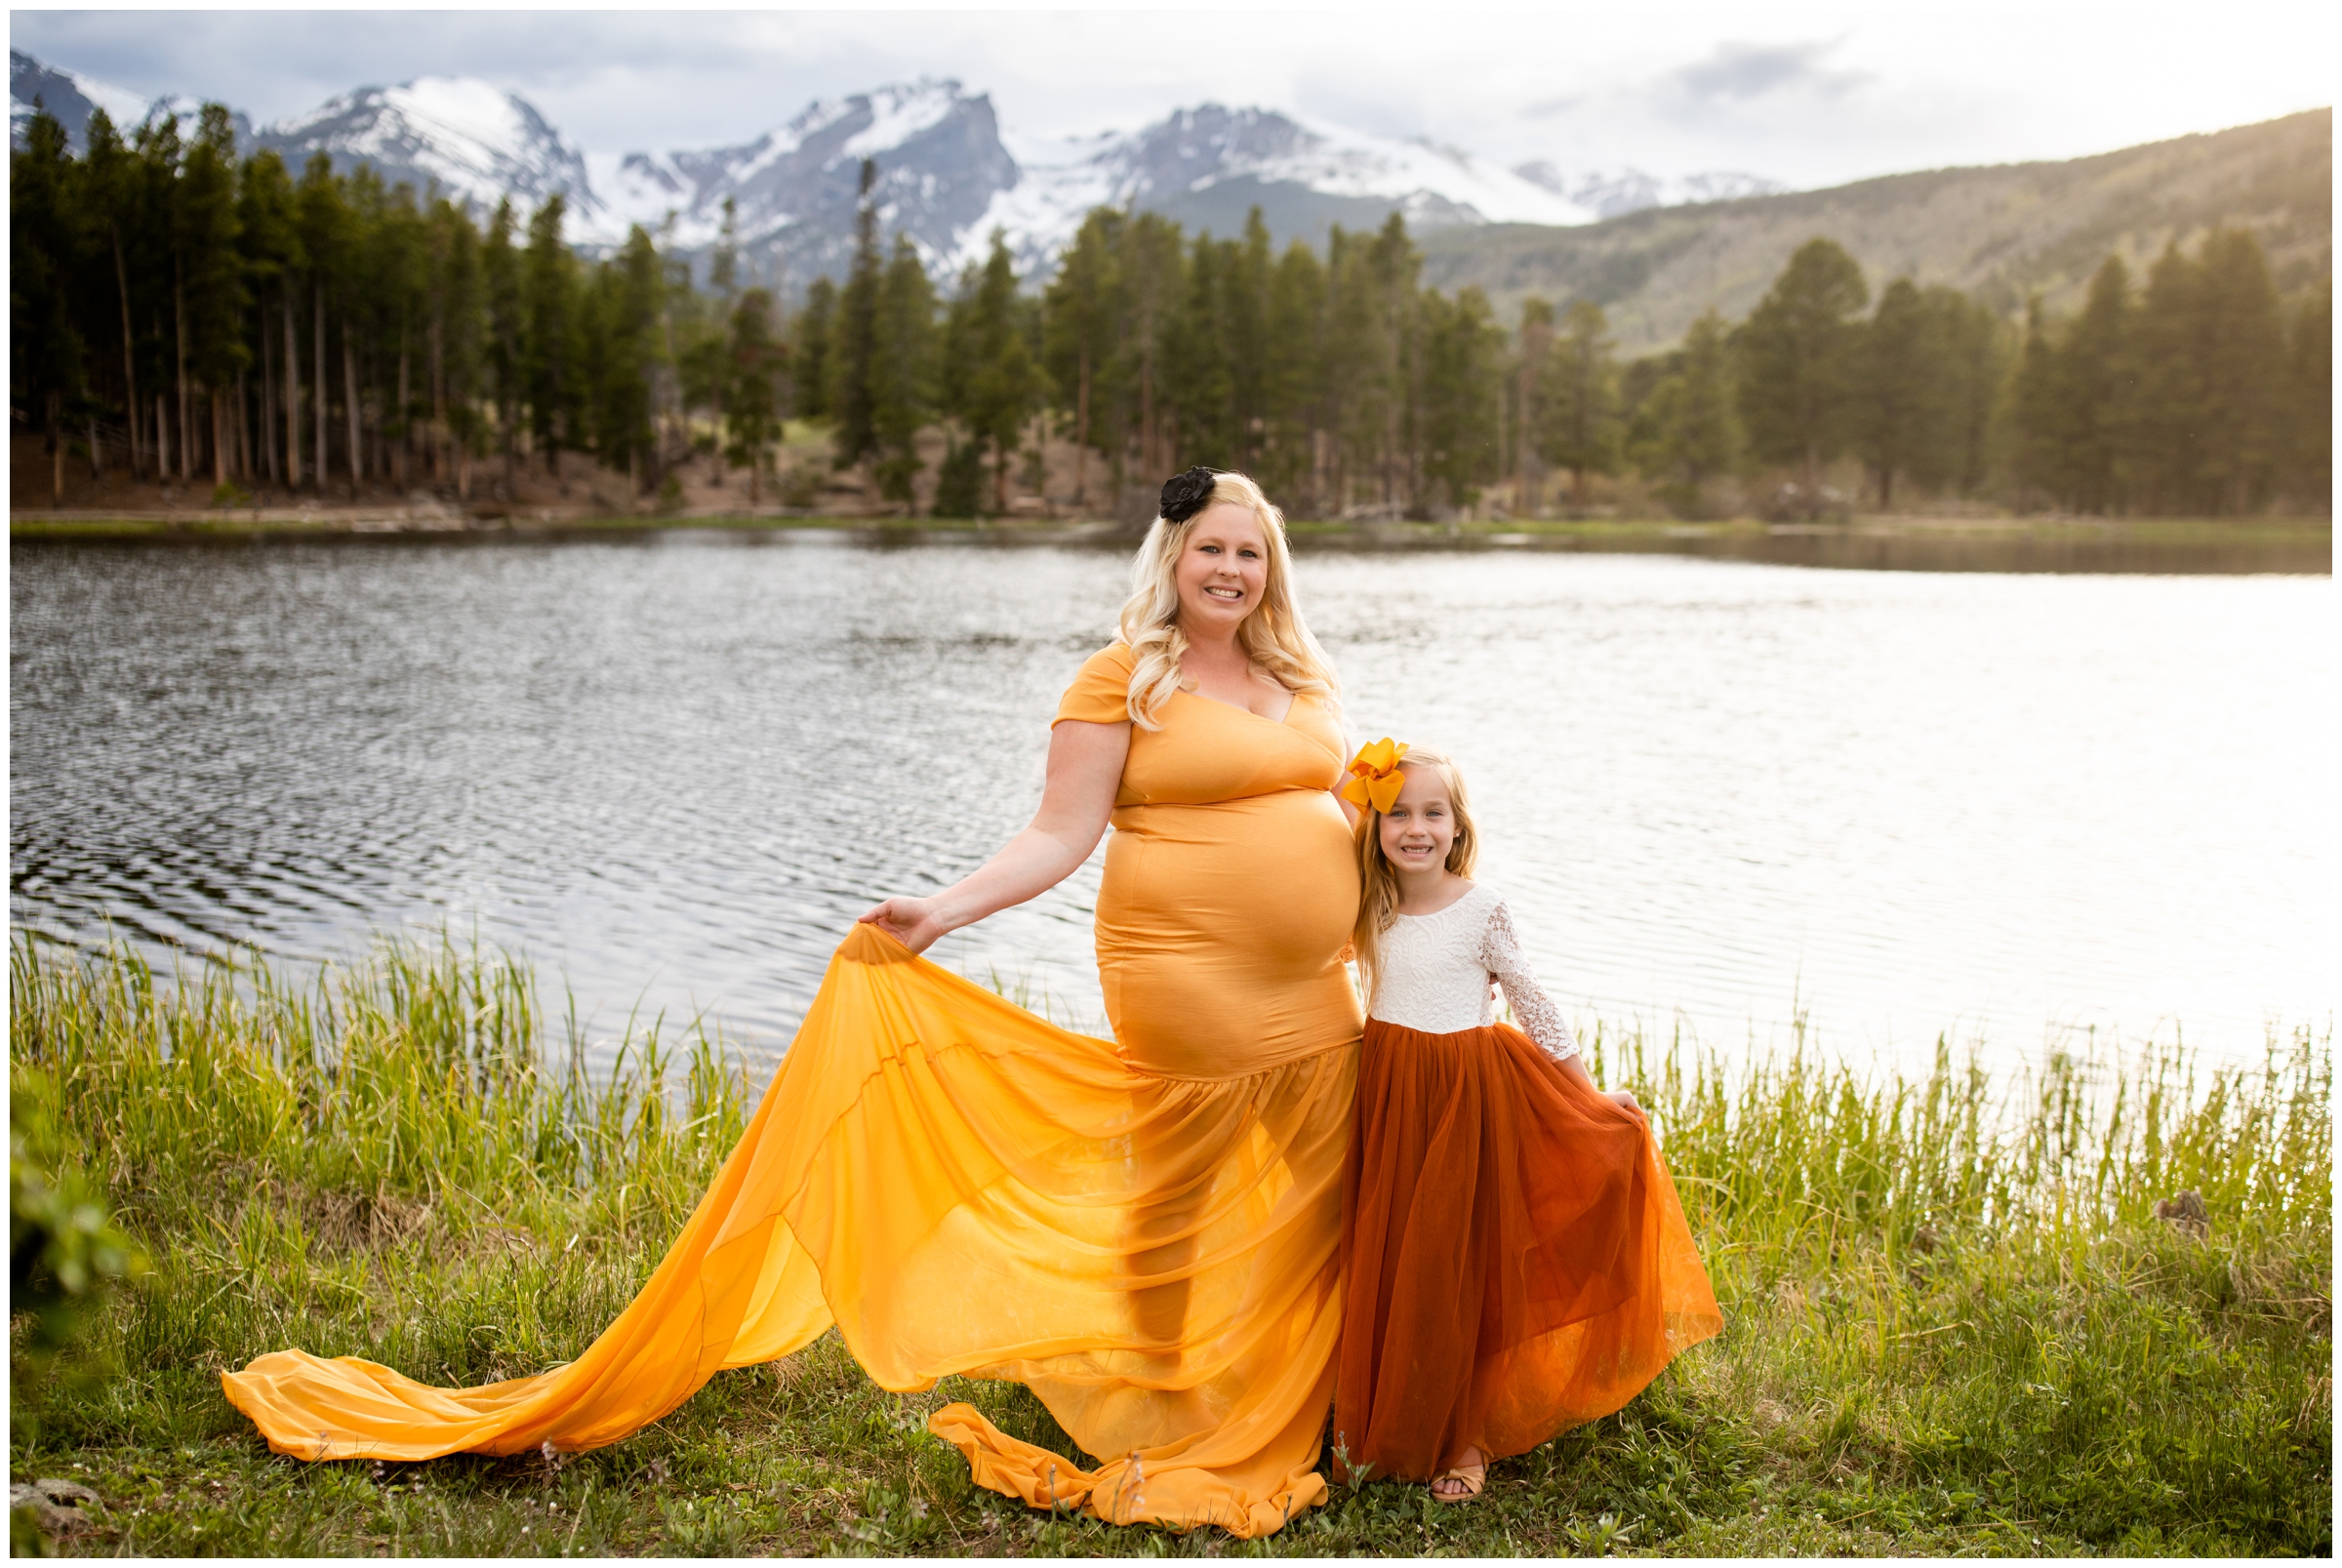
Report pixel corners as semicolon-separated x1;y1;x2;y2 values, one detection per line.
1333;1018;1721;1483
223;644;1366;1539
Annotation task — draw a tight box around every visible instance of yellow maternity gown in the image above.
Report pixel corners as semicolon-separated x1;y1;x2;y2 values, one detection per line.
222;643;1364;1539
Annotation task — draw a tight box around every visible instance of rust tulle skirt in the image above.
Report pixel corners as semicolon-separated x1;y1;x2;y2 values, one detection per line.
1333;1019;1721;1483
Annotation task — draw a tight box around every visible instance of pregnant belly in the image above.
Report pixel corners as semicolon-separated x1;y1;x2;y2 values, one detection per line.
1095;790;1365;1078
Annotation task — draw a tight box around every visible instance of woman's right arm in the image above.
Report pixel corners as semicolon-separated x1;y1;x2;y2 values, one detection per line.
858;718;1131;953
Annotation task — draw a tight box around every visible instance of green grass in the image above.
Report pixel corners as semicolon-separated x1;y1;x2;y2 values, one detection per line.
9;931;2328;1556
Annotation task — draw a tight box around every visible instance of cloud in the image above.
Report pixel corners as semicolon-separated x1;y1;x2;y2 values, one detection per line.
1670;39;1870;102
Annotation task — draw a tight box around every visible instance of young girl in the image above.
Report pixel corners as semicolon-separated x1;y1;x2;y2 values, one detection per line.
1332;742;1721;1503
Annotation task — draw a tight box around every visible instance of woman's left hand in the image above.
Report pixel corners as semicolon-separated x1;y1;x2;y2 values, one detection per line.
860;896;949;953
1606;1088;1644;1119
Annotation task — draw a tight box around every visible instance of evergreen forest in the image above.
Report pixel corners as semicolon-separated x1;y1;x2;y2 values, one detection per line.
11;102;2332;519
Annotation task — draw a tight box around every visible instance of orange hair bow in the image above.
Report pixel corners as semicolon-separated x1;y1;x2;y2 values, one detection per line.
1340;738;1410;813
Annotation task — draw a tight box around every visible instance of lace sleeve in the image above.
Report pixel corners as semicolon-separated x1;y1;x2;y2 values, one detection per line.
1479;899;1579;1061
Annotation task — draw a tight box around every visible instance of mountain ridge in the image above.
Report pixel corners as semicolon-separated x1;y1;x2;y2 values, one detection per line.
11;49;2326;358
1418;107;2330;353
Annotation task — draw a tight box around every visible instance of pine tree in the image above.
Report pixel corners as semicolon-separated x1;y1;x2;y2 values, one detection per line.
1511;298;1555;514
2053;258;2136;513
179;104;247;488
1417;286;1505;512
1362;214;1422;511
235;150;301;488
2008;298;2065;511
1918;286;2005;500
828;158;882;470
481;198;522;485
870;234;937;509
1852;277;1944;509
2188;229;2287;513
1041;208;1122;507
12;106;86;503
1227;209;1275;470
956;230;1044;513
723;288;784;503
2282;280;2331;510
1735;237;1868;511
521;195;580;479
80;108;147;478
427;195;483;493
1635;309;1741;517
591;226;664;490
1165;229;1235;466
792;278;835;422
1538;300;1621;508
291;153;343;490
1260;239;1326;511
1113;213;1186;479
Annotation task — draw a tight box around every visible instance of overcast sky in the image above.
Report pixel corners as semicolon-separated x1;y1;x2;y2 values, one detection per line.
13;3;2334;188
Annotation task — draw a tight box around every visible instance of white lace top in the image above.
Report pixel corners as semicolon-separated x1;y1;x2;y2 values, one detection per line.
1366;882;1578;1060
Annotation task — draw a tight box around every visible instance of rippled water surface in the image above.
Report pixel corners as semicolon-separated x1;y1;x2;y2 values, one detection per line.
11;532;2330;1073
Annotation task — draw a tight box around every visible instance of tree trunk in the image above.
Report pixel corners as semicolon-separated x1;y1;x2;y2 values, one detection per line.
155;392;171;482
992;434;1009;514
1572;462;1588;509
1073;347;1091;507
211;388;227;489
1802;437;1820;517
396;333;412;489
88;415;103;481
113;228;142;480
313;288;328;495
176;271;193;482
49;392;64;505
343;318;364;495
236;371;253;482
260;309;278;484
283;287;302;488
429;311;446;484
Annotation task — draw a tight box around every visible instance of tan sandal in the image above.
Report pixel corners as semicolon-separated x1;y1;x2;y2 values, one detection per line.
1429;1462;1486;1504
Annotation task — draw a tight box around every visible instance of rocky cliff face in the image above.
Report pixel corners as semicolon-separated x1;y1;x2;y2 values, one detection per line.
596;80;1018;287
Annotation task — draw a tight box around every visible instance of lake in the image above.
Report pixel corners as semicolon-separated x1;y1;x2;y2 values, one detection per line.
10;529;2330;1077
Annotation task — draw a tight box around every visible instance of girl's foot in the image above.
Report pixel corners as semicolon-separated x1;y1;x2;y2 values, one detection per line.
1430;1447;1485;1503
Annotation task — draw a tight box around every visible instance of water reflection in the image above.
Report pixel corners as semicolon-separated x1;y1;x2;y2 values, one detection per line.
11;531;2330;1074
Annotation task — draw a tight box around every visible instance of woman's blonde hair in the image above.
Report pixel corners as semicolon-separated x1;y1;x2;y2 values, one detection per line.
1115;471;1340;728
1351;748;1480;1006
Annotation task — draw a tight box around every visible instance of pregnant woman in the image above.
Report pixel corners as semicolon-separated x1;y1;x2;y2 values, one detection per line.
222;468;1364;1539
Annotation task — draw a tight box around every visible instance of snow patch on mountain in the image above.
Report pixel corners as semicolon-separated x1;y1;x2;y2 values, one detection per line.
253;77;598;218
11;48;167;149
1513;160;1786;219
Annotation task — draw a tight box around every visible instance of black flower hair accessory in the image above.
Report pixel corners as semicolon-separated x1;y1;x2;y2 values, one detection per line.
1159;466;1220;524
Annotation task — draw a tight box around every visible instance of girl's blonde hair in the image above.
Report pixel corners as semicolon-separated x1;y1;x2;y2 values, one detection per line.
1351;748;1480;1006
1116;471;1340;729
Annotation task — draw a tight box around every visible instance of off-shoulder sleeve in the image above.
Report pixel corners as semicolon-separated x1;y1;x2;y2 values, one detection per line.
1053;644;1136;728
1479;899;1579;1062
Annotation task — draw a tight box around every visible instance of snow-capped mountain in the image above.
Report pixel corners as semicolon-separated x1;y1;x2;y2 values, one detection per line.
12;47;1783;290
253;78;598;221
11;48;164;149
967;103;1604;272
1513;160;1784;219
589;80;1014;286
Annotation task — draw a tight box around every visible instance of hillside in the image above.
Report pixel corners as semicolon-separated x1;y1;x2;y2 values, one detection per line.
1419;109;2331;352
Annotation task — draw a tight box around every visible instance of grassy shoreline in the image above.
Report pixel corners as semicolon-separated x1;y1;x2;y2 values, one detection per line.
9;932;2330;1556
